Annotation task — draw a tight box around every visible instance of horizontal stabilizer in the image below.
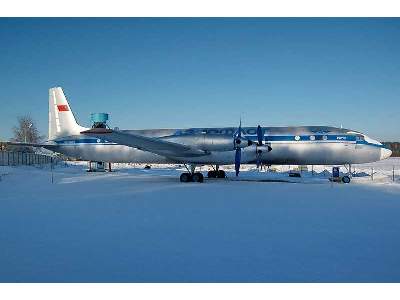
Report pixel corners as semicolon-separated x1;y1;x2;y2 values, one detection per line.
3;141;57;148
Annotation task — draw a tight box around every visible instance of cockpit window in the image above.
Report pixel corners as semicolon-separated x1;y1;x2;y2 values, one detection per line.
356;135;365;141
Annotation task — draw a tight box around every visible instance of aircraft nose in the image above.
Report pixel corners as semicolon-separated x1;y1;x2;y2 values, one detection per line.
380;147;392;160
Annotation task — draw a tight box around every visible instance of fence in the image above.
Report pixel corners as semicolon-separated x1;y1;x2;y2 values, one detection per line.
0;151;54;166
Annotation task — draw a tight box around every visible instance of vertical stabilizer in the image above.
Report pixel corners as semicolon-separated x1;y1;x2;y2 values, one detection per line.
48;87;87;140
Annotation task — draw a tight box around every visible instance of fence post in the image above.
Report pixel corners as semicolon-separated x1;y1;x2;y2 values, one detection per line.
393;166;395;182
51;157;54;183
371;167;374;181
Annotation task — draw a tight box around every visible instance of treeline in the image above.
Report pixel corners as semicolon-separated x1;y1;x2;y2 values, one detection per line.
383;142;400;157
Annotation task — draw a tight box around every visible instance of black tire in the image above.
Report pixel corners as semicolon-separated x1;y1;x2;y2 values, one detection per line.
180;173;192;182
217;170;226;178
207;170;216;178
192;172;204;183
342;175;351;184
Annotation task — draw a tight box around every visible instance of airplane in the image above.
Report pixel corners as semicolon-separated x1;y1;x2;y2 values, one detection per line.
8;87;393;183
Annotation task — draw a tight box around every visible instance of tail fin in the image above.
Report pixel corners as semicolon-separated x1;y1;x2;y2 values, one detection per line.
48;87;87;140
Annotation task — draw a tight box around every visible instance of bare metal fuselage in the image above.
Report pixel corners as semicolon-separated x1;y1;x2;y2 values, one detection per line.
47;126;391;166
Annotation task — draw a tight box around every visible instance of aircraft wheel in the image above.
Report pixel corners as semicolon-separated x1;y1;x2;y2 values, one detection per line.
217;170;226;178
192;172;204;183
342;175;351;184
207;170;216;178
180;173;193;182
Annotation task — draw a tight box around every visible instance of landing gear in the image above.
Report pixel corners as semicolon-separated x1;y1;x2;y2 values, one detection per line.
180;172;192;182
192;172;204;183
207;170;226;178
180;164;204;183
342;164;353;183
179;172;204;183
342;175;351;184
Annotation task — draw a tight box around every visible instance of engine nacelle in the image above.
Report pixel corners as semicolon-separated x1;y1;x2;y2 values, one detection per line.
255;144;272;153
161;134;252;152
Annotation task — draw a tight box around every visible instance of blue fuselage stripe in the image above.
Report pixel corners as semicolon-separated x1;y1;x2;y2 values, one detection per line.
54;134;386;149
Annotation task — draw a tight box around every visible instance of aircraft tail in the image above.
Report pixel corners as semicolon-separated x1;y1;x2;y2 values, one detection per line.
48;87;87;140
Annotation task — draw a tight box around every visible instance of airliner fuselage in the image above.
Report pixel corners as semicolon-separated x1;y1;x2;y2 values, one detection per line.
48;125;392;166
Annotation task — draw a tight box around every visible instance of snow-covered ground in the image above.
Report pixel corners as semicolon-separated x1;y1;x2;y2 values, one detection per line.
1;158;400;282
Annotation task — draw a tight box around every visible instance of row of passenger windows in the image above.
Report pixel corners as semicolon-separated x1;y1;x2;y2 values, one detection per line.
176;129;365;141
179;128;259;135
294;135;328;141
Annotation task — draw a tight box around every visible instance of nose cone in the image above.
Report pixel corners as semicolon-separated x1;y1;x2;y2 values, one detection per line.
380;147;392;160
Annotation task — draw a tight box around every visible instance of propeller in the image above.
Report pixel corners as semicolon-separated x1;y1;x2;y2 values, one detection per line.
233;122;270;176
235;144;241;177
257;125;263;146
256;125;263;168
255;125;272;169
234;120;243;176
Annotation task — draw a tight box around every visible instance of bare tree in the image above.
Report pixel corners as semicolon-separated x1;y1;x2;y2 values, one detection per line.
12;115;43;144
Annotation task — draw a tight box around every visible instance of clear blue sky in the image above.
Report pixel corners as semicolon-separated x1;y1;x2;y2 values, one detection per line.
0;18;399;141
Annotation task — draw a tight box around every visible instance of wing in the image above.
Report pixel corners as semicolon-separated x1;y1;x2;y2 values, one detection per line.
81;128;207;157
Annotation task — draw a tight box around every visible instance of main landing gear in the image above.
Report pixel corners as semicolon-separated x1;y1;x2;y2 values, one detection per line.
207;170;226;178
179;165;226;183
179;164;204;183
180;172;204;183
207;165;226;178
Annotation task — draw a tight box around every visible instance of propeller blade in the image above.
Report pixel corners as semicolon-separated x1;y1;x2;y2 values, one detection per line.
235;148;241;176
234;118;243;149
256;147;263;168
257;125;263;146
256;153;261;169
